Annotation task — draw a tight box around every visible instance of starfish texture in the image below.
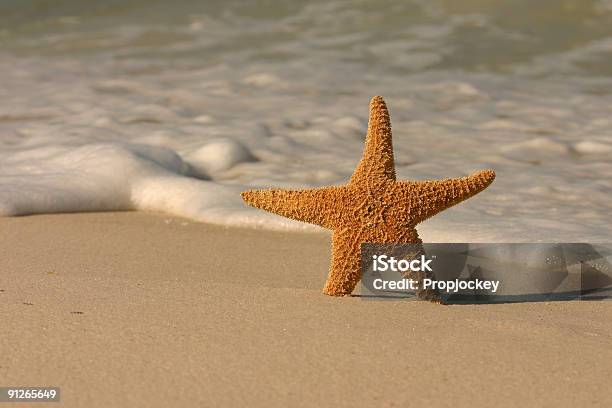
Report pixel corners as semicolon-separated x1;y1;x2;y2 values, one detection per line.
242;96;495;299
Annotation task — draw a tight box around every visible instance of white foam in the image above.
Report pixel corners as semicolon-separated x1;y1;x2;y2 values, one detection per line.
0;142;316;231
1;29;612;243
573;140;612;155
185;138;256;176
501;137;571;163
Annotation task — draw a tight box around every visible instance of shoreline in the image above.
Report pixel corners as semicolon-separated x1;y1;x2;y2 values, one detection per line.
2;212;612;407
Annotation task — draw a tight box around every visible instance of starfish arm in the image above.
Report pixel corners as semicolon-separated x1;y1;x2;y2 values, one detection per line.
349;96;396;186
322;228;364;296
396;169;496;223
322;227;443;301
241;187;342;229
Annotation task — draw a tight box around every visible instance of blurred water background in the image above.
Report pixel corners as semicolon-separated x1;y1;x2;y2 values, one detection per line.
1;0;612;241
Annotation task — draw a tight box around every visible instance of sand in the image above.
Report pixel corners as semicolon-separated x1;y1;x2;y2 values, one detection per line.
1;212;611;407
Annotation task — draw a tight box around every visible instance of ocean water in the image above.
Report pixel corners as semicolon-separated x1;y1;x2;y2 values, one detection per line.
1;0;612;241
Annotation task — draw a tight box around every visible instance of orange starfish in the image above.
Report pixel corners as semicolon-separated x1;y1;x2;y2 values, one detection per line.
242;96;495;299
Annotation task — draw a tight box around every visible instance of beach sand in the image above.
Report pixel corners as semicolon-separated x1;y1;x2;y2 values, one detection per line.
1;212;611;407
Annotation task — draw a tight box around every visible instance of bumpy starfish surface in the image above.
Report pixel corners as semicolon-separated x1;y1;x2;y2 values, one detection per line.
242;96;495;300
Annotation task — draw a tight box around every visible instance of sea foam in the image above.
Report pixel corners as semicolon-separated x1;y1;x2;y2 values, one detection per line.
0;142;316;231
2;1;612;242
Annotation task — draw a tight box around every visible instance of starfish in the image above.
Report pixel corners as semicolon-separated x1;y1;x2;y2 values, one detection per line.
241;96;495;300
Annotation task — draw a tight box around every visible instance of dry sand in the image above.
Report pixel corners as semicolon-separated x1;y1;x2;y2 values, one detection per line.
1;212;611;407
